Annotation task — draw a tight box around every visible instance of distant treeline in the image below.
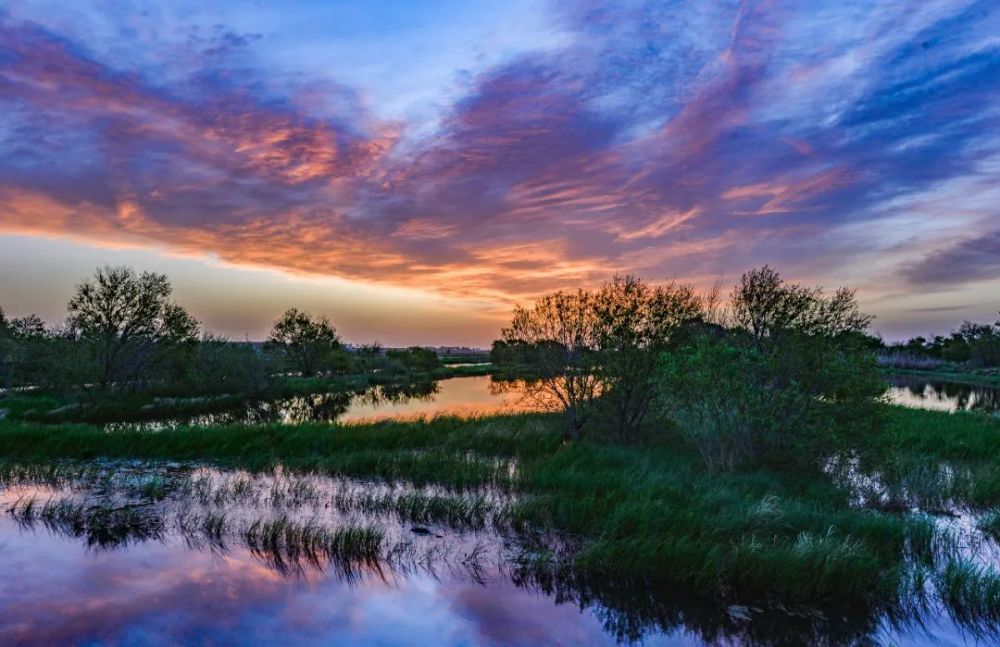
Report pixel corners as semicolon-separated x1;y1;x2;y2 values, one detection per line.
0;266;441;394
876;318;1000;370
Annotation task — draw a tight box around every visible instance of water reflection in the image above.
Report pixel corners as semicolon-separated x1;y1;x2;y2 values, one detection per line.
106;372;1000;433
0;520;628;647
886;375;1000;414
0;464;995;646
107;377;539;431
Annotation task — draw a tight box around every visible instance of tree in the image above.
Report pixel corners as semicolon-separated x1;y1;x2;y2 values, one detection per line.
496;290;600;440
661;267;885;471
267;308;346;376
592;275;703;441
730;265;872;346
0;308;11;387
67;266;199;389
956;318;1000;367
385;346;441;373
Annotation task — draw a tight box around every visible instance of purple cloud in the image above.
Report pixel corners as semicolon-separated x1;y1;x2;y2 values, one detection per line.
0;0;998;310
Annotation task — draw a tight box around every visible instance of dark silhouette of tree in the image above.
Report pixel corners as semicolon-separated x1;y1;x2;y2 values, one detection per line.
497;290;600;440
731;265;872;347
266;308;346;376
67;266;199;389
0;307;11;387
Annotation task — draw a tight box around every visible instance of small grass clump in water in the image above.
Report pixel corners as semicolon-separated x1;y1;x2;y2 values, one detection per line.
242;517;383;575
937;559;1000;627
6;495;166;547
336;490;497;530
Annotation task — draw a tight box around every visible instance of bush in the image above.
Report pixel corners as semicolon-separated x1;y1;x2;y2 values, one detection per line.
188;336;271;395
592;275;703;441
385;347;441;373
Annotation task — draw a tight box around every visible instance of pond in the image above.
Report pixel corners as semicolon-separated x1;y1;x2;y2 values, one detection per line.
0;463;991;646
886;374;1000;414
107;373;1000;433
106;376;544;431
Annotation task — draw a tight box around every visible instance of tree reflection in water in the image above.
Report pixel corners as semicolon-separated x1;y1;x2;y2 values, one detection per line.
887;376;1000;414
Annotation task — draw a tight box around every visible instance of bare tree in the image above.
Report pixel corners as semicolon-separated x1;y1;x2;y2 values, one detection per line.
498;290;600;440
68;266;199;389
731;266;871;347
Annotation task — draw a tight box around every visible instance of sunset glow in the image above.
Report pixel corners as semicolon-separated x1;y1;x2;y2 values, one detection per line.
1;1;998;344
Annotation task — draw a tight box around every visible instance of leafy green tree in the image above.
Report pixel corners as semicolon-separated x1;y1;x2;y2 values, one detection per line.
592;275;703;441
68;266;199;389
661;267;885;471
266;308;346;376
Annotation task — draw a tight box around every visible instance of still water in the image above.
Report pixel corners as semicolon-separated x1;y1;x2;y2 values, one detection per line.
0;465;988;646
886;374;1000;414
110;373;1000;433
107;376;543;431
0;466;627;646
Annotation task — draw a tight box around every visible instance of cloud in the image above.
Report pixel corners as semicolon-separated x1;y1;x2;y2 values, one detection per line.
903;229;1000;287
1;0;999;313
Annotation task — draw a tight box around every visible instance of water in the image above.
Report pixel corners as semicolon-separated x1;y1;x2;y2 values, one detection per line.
104;373;1000;433
106;376;543;431
0;466;679;646
886;375;1000;414
7;377;1000;643
0;464;997;646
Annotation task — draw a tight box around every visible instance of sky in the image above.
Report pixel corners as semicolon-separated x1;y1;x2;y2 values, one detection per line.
0;0;998;346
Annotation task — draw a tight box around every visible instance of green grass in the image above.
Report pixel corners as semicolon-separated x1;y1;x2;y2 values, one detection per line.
937;560;1000;626
885;407;1000;507
242;517;383;573
7;495;166;547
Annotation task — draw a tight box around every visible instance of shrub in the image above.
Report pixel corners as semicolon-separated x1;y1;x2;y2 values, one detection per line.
384;346;441;373
660;267;886;471
591;275;704;441
188;336;271;395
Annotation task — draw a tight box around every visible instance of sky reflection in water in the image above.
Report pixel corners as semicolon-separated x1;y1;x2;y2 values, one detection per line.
886;376;1000;414
111;374;1000;433
0;516;640;646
